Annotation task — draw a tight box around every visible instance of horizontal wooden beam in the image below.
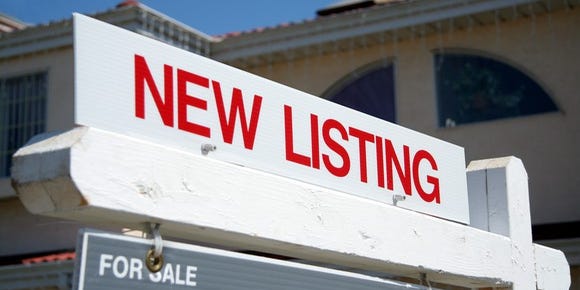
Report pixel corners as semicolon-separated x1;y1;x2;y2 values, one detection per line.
11;127;570;288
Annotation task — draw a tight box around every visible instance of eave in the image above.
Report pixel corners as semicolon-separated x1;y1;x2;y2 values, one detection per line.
0;3;215;61
212;0;571;67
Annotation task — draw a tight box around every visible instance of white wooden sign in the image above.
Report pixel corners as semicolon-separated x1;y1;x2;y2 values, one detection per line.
74;14;469;223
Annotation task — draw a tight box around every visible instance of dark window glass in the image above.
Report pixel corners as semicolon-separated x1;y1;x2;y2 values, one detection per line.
0;72;47;177
435;53;557;127
326;64;396;123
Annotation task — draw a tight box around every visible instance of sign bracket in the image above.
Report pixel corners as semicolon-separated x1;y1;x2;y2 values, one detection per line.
145;223;164;273
12;127;571;288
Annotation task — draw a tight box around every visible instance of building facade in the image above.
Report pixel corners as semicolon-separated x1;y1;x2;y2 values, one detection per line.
0;0;579;288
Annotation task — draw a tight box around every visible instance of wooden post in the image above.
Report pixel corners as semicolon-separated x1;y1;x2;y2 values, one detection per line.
468;158;537;289
12;127;570;289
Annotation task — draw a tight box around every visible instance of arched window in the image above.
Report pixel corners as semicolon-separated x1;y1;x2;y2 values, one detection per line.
435;53;557;127
323;61;396;123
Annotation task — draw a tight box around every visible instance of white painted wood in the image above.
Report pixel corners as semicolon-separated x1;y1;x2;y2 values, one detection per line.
466;169;488;231
467;158;536;289
486;167;510;237
12;127;570;289
534;244;571;289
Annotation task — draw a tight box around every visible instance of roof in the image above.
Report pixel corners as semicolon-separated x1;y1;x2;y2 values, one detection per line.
211;0;567;66
0;1;213;60
0;12;28;33
317;0;377;16
21;251;76;265
0;0;571;66
0;256;74;290
216;0;405;40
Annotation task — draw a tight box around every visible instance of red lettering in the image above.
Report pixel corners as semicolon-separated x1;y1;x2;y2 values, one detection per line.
280;108;442;204
212;81;263;150
310;114;320;169
134;55;444;206
322;119;350;177
177;69;210;137
375;136;385;188
413;150;441;203
385;139;412;195
284;105;311;167
134;54;173;127
348;127;374;183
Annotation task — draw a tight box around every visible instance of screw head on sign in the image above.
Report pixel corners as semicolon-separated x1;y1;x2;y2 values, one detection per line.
201;144;217;155
392;194;406;206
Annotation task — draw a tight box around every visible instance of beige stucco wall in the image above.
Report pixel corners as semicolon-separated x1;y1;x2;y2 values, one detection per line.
247;8;580;225
0;47;78;255
0;47;75;132
0;198;82;256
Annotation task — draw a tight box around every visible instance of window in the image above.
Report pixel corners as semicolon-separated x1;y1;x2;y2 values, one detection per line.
324;62;396;123
435;53;557;127
0;72;47;177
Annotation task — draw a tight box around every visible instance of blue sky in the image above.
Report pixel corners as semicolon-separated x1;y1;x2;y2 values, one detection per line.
0;0;336;36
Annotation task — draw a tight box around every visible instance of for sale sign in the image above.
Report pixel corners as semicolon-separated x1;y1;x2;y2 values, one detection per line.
74;229;433;290
74;14;469;223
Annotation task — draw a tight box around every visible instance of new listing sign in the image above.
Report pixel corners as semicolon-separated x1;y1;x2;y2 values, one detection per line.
74;14;469;223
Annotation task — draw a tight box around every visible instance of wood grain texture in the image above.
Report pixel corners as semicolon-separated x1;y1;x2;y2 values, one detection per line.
12;127;570;288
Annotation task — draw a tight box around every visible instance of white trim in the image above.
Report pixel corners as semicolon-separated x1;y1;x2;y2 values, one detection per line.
76;231;89;290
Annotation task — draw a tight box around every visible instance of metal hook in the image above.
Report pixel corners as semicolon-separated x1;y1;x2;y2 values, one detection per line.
145;223;164;272
151;223;163;257
420;273;433;289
